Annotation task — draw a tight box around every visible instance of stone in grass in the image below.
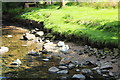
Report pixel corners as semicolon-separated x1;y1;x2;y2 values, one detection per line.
57;70;68;74
48;66;59;73
72;74;86;80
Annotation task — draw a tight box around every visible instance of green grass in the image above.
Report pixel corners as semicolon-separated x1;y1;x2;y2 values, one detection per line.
10;6;119;46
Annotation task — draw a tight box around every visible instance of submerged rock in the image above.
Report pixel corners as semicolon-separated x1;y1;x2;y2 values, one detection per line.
48;66;59;73
72;74;86;80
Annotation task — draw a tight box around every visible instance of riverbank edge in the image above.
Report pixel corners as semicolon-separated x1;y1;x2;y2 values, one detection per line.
2;13;119;49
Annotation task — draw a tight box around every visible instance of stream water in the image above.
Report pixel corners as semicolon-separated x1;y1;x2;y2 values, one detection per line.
2;21;120;80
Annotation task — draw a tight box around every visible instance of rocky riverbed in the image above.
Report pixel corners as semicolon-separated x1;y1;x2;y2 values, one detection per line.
2;22;120;80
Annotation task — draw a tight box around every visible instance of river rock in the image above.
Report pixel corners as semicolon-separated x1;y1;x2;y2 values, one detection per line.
0;47;9;55
102;74;109;77
30;30;36;34
28;50;39;56
11;59;21;65
92;67;100;71
44;40;51;43
60;45;69;53
109;72;114;77
100;64;113;70
81;69;92;74
72;74;86;80
101;56;106;59
35;31;44;37
23;33;35;40
96;69;102;75
59;66;68;69
68;63;75;69
35;28;40;31
101;70;109;74
76;69;80;72
48;66;59;73
7;35;12;38
57;41;65;47
46;54;52;59
111;59;117;63
57;70;68;74
59;58;71;65
42;59;49;61
84;60;97;66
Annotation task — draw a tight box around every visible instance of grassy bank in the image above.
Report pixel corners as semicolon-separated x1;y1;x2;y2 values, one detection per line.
8;6;119;47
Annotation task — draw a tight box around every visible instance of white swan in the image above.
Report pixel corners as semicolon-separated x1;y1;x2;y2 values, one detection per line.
57;41;65;47
0;47;9;55
60;45;69;52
